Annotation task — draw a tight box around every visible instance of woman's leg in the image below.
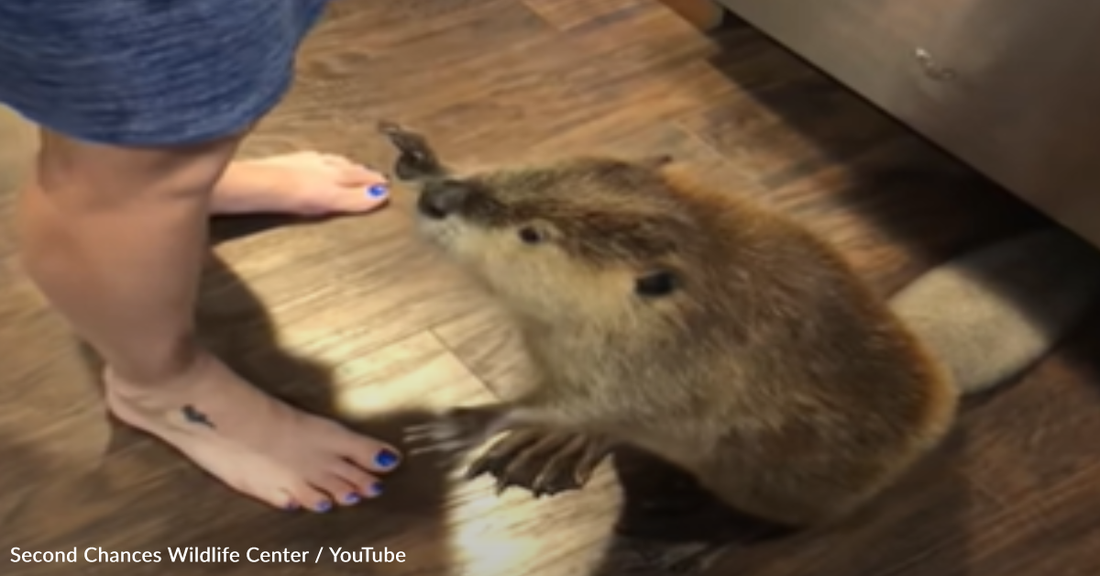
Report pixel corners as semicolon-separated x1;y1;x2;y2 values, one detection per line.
3;0;401;512
22;130;401;512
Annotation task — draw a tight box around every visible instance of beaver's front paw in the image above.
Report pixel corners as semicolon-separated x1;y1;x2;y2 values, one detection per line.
465;427;615;497
403;406;502;467
377;120;445;180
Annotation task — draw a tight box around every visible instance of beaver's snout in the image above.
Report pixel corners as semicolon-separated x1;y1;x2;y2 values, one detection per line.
418;180;469;220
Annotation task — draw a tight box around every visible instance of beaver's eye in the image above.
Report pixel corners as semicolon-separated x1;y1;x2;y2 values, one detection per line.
518;226;543;245
634;271;678;297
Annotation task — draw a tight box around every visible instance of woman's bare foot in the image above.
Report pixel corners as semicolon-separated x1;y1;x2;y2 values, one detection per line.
104;352;401;512
211;151;391;216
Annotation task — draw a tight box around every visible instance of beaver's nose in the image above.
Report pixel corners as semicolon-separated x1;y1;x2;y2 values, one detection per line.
418;180;468;219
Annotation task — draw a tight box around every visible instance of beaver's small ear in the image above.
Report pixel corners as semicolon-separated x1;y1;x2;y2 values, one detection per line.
634;268;680;298
516;219;560;245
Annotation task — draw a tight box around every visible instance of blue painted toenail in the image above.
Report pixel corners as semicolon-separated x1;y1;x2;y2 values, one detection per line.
375;449;400;468
369;482;384;497
367;184;389;199
316;501;332;512
345;493;360;504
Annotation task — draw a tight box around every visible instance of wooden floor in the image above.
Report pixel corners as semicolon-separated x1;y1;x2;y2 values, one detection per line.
3;1;1100;575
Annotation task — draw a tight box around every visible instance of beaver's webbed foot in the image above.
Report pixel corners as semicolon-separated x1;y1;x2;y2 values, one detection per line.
465;427;615;497
377;120;446;180
403;406;507;468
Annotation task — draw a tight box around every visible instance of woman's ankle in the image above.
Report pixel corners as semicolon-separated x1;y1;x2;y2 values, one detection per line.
103;338;208;391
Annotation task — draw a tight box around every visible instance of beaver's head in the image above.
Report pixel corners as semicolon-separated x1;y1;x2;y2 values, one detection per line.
379;122;703;326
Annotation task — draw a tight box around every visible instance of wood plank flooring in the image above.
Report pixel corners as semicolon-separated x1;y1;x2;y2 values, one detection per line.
2;1;1099;575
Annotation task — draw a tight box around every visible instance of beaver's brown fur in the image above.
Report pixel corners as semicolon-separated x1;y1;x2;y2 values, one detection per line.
383;121;1100;529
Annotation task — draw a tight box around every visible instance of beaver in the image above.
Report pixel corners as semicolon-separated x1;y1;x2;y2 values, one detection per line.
380;120;1100;530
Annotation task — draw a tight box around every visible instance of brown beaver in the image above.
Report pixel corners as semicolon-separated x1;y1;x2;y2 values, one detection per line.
380;121;1100;530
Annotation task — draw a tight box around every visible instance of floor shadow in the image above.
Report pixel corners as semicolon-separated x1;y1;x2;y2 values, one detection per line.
2;217;458;576
582;427;976;576
1054;305;1100;392
585;447;792;574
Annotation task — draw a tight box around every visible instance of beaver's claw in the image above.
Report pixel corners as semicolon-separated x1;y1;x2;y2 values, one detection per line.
402;406;502;468
465;428;614;498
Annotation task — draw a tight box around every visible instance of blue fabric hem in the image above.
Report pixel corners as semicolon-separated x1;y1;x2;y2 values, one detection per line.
2;71;295;148
0;0;328;148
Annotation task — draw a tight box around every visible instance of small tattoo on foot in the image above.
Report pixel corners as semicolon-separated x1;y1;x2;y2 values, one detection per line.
181;405;215;429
